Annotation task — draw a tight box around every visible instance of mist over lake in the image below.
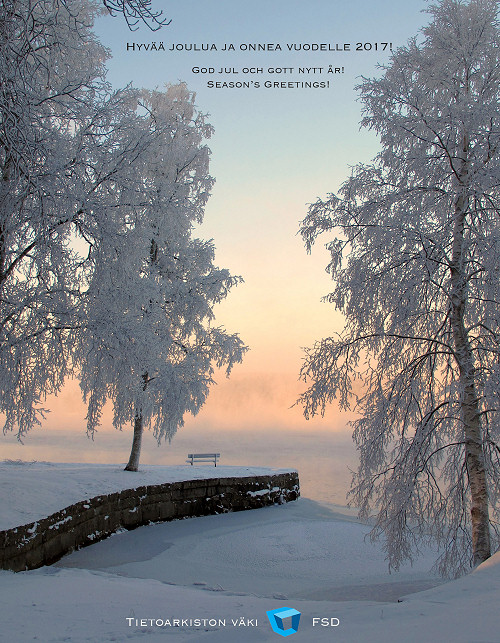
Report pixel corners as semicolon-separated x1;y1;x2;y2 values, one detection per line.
2;426;357;505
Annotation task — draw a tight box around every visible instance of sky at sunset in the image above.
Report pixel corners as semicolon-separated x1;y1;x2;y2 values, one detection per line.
4;0;430;471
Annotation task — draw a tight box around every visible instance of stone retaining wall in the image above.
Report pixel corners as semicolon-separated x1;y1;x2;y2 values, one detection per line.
0;471;299;572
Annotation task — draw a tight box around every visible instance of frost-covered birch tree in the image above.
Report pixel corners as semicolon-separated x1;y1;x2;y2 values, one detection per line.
1;0;242;458
299;0;500;576
76;85;246;471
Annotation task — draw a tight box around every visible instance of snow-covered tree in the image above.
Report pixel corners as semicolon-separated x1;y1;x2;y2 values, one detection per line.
1;0;242;458
299;0;500;576
76;85;246;471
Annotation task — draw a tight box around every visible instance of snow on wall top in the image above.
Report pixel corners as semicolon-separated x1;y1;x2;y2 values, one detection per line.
0;461;297;531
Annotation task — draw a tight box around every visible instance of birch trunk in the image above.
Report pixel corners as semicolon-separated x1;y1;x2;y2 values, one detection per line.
124;414;143;472
450;156;491;566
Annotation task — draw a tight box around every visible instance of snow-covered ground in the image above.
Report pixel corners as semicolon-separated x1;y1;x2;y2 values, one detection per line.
1;461;499;642
56;498;439;602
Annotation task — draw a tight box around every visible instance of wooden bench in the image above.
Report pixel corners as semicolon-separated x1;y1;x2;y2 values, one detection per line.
186;453;220;467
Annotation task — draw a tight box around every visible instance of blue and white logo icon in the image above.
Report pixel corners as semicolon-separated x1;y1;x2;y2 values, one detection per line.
266;607;301;637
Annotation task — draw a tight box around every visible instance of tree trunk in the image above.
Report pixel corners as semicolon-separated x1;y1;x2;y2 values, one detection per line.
124;413;143;472
450;177;491;567
125;373;149;472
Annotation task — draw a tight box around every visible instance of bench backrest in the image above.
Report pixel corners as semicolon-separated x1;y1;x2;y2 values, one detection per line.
187;453;220;458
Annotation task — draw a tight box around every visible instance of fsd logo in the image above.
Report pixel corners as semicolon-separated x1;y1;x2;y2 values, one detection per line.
266;607;301;637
